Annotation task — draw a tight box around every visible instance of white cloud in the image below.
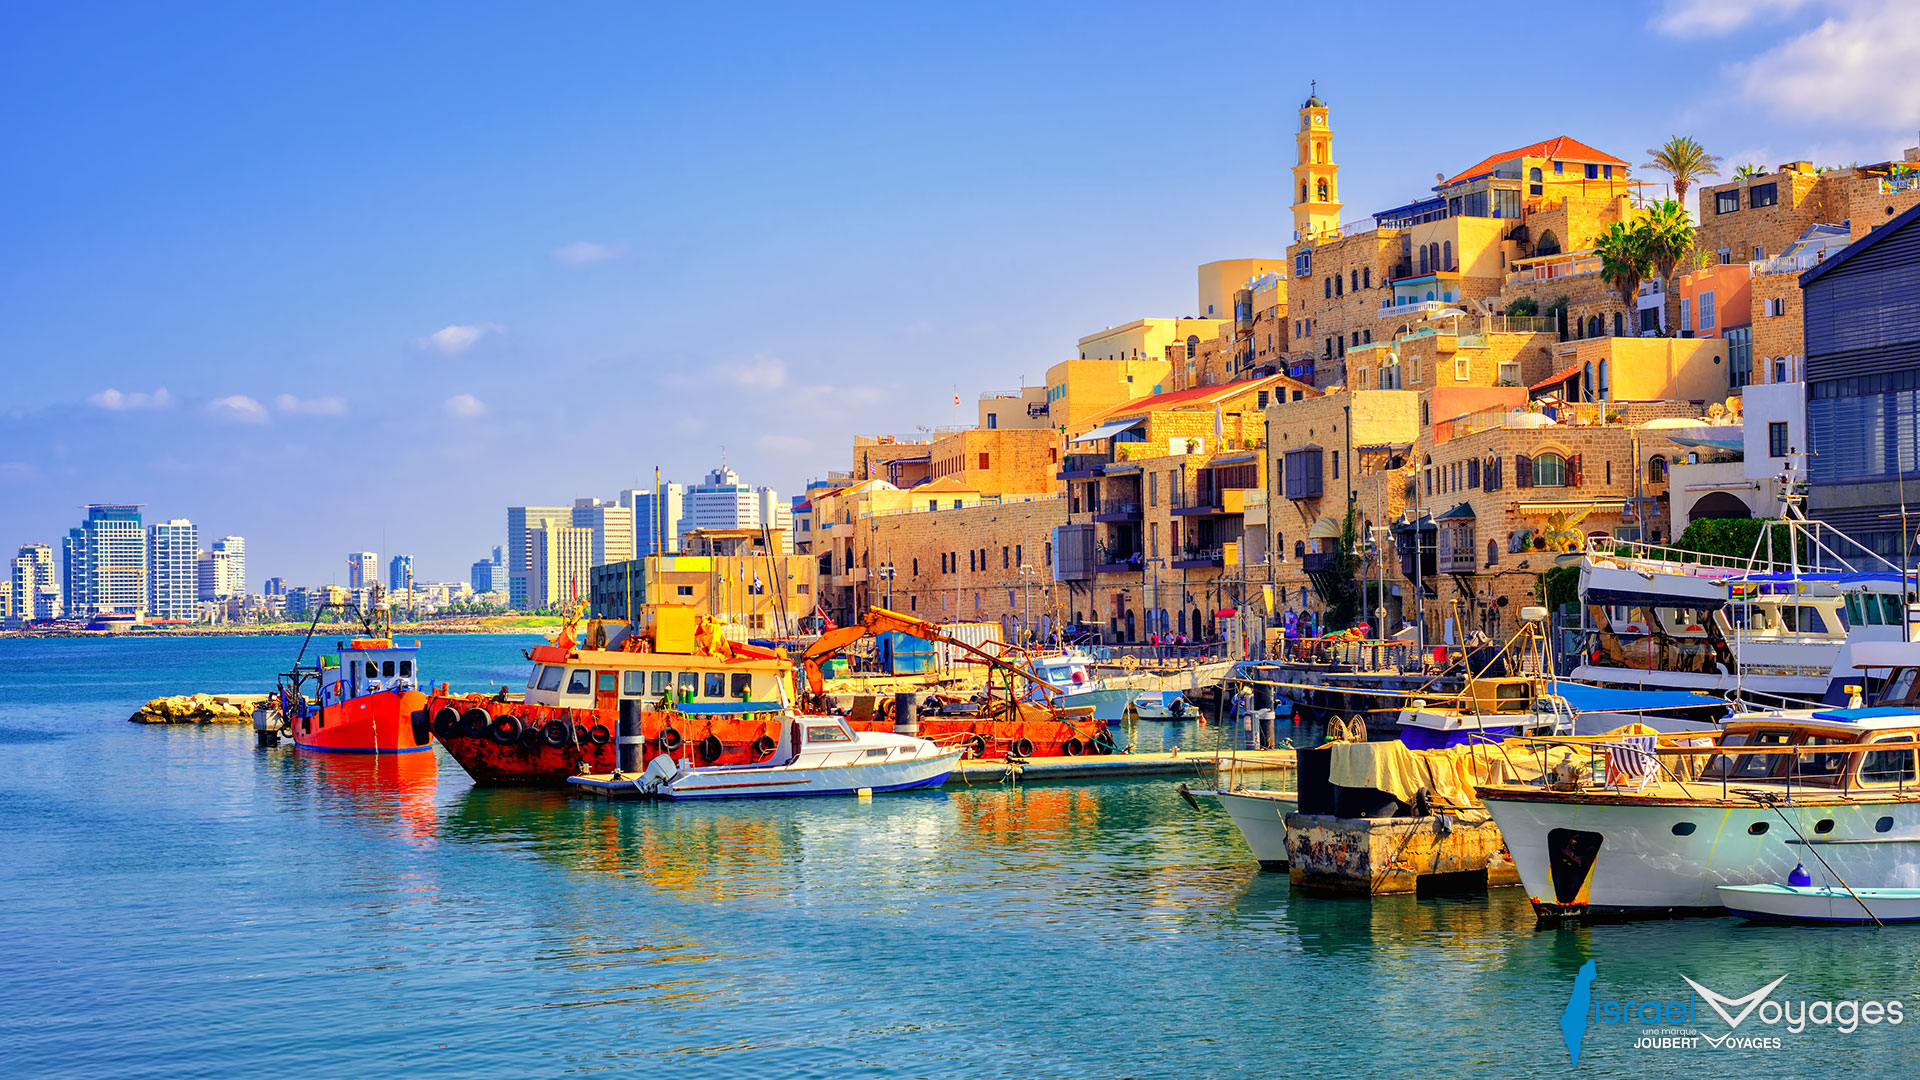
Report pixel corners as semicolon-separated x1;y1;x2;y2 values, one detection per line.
206;395;269;424
1652;0;1814;35
758;434;813;454
421;323;504;356
722;354;790;390
87;387;174;411
1729;2;1920;126
796;384;887;409
273;393;347;416
0;462;35;483
444;393;487;418
552;241;623;265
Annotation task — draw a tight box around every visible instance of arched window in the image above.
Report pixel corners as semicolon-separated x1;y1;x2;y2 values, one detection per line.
1529;166;1542;182
1534;453;1568;487
1443;241;1453;271
1587;314;1603;338
1597;359;1610;400
1325;278;1333;299
1419;247;1429;274
1536;230;1561;257
1317;179;1329;202
1335;275;1343;297
1582;362;1594;400
1351;270;1359;292
1487;539;1499;566
1648;455;1668;482
1186;334;1199;359
1613;311;1625;338
1363;268;1371;289
1301;182;1309;202
1294;540;1306;558
1421;401;1430;425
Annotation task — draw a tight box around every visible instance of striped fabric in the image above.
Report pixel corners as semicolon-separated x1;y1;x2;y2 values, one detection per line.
1606;735;1658;789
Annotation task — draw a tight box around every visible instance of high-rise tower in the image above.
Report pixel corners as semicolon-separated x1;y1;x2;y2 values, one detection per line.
1291;85;1341;240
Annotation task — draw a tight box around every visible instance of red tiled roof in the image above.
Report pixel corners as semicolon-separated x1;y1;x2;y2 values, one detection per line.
1530;359;1584;392
1081;374;1306;429
1443;137;1626;188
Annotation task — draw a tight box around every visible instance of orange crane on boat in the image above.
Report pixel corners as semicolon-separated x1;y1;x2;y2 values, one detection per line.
798;606;1061;700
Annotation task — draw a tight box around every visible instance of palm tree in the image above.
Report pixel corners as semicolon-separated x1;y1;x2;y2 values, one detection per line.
1591;220;1649;326
1734;163;1764;180
1643;136;1723;209
1638;200;1696;333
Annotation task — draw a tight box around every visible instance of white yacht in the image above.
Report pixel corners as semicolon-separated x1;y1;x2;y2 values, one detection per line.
570;715;962;800
1025;649;1135;721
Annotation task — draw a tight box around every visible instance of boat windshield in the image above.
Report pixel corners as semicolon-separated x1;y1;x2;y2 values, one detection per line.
1787;736;1856;787
1701;729;1794;781
1882;668;1919;706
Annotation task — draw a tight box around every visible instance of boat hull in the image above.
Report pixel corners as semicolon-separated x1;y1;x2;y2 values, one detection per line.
574;749;964;800
1716;883;1920;923
1208;789;1298;869
426;694;786;785
1483;792;1920;918
1058;687;1134;722
292;689;431;754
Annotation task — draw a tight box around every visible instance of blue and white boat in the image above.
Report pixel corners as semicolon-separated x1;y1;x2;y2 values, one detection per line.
1717;882;1920;924
1132;690;1195;721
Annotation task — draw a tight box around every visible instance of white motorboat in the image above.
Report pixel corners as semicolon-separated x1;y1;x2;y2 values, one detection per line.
1027;650;1135;722
570;714;961;800
1189;787;1297;869
1132;690;1196;721
1716;883;1920;924
1482;651;1920;919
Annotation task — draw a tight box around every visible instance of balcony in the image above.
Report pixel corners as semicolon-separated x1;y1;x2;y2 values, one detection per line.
1092;500;1143;523
1173;549;1224;570
1300;550;1339;575
1095;551;1144;575
1507;253;1601;287
1059;452;1112;479
1437;532;1479;574
1171;488;1255;518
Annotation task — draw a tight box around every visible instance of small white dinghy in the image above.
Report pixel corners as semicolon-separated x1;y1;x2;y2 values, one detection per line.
570;715;962;801
1189;788;1298;870
1715;883;1920;924
1133;690;1196;721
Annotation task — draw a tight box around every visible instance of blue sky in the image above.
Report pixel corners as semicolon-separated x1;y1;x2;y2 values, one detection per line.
4;0;1914;587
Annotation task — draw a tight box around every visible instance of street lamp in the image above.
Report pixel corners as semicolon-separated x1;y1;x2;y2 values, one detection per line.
1144;556;1167;645
1402;459;1424;648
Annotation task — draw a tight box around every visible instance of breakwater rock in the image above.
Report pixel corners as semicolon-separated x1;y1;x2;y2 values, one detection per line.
129;693;271;725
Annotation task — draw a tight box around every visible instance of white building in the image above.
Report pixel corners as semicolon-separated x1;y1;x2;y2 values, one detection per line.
82;505;146;615
212;536;244;595
147;518;199;621
506;506;570;608
573;497;635;568
12;543;57;620
528;523;594;611
346;552;377;590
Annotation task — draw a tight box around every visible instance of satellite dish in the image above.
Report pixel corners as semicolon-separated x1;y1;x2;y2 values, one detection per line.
1436;172;1445;183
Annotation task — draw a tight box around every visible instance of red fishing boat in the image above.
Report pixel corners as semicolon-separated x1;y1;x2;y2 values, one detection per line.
260;587;432;754
426;605;1114;787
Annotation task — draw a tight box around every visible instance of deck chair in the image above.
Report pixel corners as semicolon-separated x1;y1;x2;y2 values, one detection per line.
1604;735;1660;791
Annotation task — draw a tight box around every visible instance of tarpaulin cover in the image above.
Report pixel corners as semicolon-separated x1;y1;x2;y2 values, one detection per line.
1327;724;1667;808
1548;683;1728;713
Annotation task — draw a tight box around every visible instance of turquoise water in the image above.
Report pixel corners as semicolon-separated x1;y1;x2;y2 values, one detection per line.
2;634;1918;1078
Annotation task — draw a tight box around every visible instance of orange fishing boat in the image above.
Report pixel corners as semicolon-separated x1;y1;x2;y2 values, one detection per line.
262;587;432;754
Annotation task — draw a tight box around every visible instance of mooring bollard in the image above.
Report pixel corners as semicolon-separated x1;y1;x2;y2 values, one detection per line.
615;700;643;776
893;692;919;738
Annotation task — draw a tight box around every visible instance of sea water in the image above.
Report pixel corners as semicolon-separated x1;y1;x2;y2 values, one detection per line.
2;634;1918;1079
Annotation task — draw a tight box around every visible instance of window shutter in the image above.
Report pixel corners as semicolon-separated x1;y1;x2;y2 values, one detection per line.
1468;459;1480;488
1569;454;1583;487
1516;455;1533;488
1308;452;1324;498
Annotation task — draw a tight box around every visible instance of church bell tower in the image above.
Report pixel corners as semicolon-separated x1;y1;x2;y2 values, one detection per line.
1292;84;1342;239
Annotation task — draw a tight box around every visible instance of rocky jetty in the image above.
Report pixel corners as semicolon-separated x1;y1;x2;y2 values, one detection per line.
129;693;271;725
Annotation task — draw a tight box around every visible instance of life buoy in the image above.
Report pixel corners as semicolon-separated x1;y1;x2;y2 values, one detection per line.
750;734;777;757
1062;738;1085;757
658;726;684;752
1009;737;1035;758
965;734;988;759
588;724;612;746
489;714;523;744
432;707;461;740
542;719;570;748
462;708;491;739
697;734;723;762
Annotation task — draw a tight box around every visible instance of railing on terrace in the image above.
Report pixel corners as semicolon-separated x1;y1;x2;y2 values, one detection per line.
1507;254;1601;285
978;389;1025;400
1061;452;1112;474
1754;250;1834;277
1095;640;1238;664
1483;315;1558;334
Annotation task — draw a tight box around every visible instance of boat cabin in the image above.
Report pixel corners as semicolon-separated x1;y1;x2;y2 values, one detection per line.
523;651;789;712
318;637;420;707
1700;713;1920;793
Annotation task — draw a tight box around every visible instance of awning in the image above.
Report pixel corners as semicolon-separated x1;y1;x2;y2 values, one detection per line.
1436;502;1476;520
1529;360;1582;392
1210;453;1257;466
1307;516;1343;539
1071;418;1144;445
1549;683;1729;714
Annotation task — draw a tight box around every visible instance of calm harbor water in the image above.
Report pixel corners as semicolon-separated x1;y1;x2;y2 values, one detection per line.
3;634;1918;1079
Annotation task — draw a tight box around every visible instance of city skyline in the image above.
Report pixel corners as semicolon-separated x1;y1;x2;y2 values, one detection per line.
4;2;1916;584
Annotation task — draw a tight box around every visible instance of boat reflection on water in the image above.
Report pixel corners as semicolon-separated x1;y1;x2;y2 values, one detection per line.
266;744;441;843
